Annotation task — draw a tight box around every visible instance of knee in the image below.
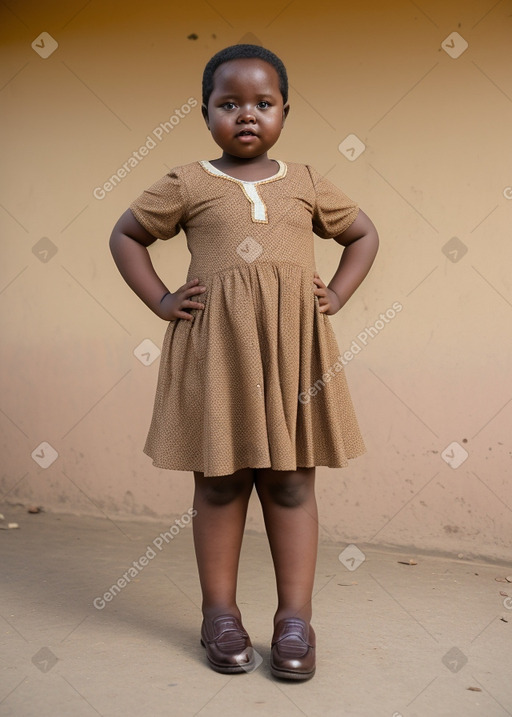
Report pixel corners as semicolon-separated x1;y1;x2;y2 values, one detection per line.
260;474;313;508
196;474;253;506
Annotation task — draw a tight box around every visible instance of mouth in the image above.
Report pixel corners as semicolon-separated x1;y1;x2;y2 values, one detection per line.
236;129;257;137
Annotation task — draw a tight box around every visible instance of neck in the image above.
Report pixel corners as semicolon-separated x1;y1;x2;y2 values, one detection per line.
219;152;271;167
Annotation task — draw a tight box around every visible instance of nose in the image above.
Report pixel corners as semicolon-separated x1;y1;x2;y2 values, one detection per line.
237;106;256;123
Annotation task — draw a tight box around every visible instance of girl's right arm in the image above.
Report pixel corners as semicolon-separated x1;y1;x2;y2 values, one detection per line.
109;209;205;321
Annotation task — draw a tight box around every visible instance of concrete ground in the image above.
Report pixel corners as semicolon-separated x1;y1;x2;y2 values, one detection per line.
0;504;511;717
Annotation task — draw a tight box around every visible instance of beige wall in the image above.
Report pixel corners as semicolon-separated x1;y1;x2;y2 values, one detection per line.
1;0;510;560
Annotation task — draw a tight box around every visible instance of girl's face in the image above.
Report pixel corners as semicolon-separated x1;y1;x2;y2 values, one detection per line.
203;58;289;161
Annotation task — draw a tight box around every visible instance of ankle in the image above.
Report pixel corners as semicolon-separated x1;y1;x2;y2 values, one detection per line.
202;603;242;622
274;606;312;628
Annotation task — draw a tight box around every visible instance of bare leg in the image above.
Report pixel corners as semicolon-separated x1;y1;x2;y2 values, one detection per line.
192;467;255;620
255;467;318;627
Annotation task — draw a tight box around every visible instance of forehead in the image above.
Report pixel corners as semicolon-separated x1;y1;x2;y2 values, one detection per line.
211;58;280;93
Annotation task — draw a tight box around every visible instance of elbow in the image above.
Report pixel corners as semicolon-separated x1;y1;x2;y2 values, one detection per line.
109;229;120;259
372;227;380;256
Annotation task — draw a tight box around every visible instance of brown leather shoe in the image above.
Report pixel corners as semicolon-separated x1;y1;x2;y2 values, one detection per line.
270;617;316;680
200;614;256;674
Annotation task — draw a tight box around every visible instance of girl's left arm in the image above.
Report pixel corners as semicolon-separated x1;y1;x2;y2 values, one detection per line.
313;209;379;314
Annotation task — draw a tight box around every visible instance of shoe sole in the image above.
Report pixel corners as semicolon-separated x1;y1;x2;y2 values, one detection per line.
270;663;316;681
200;638;256;674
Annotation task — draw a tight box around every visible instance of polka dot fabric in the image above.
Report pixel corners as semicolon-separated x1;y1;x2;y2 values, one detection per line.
130;161;366;477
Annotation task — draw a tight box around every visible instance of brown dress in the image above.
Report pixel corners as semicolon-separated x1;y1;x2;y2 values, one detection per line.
130;160;366;477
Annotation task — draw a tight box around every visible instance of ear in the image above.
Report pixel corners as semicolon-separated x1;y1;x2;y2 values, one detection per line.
202;103;210;130
282;102;290;126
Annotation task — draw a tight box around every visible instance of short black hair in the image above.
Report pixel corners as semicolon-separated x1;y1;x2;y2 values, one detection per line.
202;44;288;108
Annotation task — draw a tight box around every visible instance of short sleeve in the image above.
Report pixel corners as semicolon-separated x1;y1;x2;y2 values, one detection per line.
129;168;187;240
306;165;359;239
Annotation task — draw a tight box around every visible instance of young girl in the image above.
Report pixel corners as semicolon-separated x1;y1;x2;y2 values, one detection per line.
110;44;378;681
